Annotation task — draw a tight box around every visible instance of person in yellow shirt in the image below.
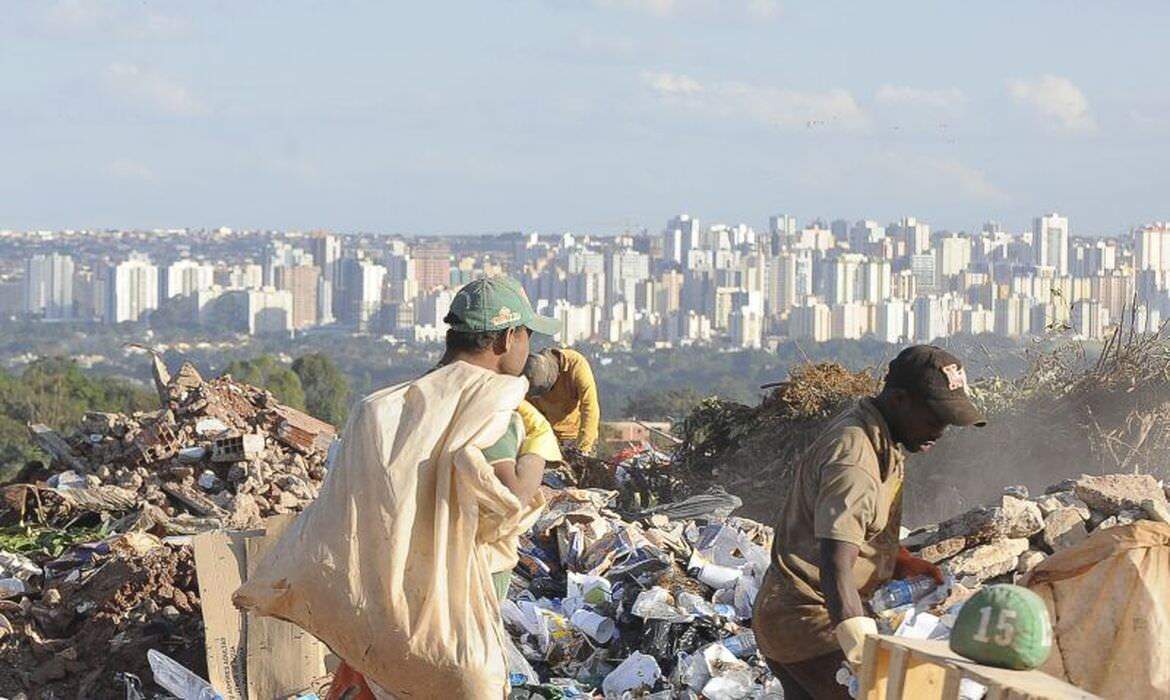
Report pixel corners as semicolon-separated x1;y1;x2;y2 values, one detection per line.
524;347;601;455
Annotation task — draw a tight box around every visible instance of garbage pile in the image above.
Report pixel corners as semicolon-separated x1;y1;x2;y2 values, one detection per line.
0;355;335;697
501;483;782;699
673;362;879;522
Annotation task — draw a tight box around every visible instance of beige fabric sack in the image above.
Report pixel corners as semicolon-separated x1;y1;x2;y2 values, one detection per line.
1022;520;1170;699
233;361;529;699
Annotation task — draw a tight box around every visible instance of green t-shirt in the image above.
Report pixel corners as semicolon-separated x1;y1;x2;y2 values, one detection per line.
482;412;524;463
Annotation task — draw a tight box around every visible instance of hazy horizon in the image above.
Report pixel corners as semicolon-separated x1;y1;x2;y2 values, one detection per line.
3;1;1167;236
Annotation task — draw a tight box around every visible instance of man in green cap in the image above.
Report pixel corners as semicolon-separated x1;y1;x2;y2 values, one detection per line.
324;274;561;699
753;345;986;699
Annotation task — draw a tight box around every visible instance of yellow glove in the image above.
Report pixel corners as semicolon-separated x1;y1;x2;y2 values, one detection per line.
835;616;878;669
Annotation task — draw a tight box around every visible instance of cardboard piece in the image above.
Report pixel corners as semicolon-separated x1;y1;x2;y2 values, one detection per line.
193;516;329;700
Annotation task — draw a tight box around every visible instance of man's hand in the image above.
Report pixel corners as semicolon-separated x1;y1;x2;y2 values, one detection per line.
835;616;877;670
894;547;944;583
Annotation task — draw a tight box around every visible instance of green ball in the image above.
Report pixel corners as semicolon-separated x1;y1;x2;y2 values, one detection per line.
949;584;1053;670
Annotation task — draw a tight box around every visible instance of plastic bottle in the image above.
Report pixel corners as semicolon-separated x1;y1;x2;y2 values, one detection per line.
147;649;223;700
870;576;937;613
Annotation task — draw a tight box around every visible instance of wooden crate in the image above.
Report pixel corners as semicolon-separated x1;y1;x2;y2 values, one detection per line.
858;635;1100;700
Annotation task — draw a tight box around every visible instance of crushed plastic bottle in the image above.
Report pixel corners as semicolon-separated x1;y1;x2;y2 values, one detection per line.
147;649;223;700
870;575;937;613
835;664;860;698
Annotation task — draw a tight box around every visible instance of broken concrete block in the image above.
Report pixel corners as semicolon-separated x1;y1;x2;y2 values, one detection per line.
1034;492;1090;520
1041;509;1088;552
918;537;968;564
942;538;1029;583
1003;485;1029;500
1142;498;1170;525
1074;474;1168;516
1016;550;1046;575
909;496;1044;557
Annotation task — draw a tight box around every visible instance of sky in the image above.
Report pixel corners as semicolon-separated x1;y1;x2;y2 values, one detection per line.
2;1;1168;237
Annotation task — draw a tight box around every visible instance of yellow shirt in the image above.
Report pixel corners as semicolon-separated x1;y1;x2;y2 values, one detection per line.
752;398;904;664
529;348;600;454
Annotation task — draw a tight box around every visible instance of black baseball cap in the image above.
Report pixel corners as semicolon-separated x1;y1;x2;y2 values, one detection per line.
885;345;987;427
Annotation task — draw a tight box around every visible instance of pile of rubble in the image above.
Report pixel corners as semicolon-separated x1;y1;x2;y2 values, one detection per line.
12;355;335;536
903;473;1170;585
0;356;335;697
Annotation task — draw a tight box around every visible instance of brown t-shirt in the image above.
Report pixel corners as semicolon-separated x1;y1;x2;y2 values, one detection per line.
752;398;904;664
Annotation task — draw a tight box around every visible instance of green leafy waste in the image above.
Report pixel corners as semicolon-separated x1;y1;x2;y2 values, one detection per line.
0;521;112;558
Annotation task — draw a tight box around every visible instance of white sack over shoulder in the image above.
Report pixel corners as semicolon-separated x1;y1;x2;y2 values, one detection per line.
234;361;528;699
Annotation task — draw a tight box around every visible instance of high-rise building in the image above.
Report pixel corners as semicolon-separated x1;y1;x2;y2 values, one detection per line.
936;235;972;283
912;296;948;342
340;258;387;331
1134;222;1170;272
789;301;831;342
274;264;321;330
412;243;451;292
860;259;892;304
1033;213;1070;275
606;250;649;304
910;253;937;295
24;253;74;319
244;287;295;335
308;232;342;282
99;255;159;323
162;259;215;299
875;300;913;343
830;302;867;339
1070;299;1108;340
890;217;931;255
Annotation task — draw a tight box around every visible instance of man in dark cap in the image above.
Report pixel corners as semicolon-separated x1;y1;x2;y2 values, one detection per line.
752;345;986;699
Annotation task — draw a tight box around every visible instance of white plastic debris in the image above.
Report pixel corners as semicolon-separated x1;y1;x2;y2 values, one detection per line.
0;551;41;581
194;418;229;436
631;586;693;623
570;608;615;643
197;470;222;490
178;446;208;462
47;470;86;490
147;649;223;700
698;644;755;700
688;550;742;590
601;651;661;698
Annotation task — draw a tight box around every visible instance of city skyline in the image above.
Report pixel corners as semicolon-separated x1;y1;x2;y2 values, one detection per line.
7;211;1169;350
2;2;1168;234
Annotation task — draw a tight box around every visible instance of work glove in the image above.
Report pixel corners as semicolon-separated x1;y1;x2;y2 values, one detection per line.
835;616;878;670
894;546;944;584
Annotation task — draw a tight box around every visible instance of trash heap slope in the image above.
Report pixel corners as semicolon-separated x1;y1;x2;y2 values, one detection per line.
0;357;335;697
675;328;1170;527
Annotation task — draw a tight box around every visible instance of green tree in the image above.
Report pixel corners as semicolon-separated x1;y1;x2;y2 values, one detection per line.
223;355;306;409
292;353;351;426
623;387;705;421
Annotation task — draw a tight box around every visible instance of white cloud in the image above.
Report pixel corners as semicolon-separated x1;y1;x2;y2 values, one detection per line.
106;159;156;182
642;71;866;130
103;62;205;117
643;71;704;96
875;85;967;111
1006;75;1096;132
594;0;779;19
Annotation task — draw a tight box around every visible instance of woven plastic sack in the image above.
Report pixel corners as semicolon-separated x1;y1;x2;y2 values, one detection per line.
949;584;1052;670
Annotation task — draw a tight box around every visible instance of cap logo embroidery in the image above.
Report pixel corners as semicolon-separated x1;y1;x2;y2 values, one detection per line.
490;306;521;326
941;363;968;393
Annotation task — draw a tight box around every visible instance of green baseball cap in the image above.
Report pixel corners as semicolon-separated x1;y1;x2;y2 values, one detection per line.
444;276;559;336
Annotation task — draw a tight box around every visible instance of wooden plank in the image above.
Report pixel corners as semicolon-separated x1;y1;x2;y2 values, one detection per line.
941;667;963;699
860;635;883;699
243;515;328;700
868;636;1100;700
887;646;909;699
903;653;948;699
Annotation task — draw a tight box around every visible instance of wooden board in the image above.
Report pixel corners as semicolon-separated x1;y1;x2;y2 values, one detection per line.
860;635;1101;700
193;516;329;700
